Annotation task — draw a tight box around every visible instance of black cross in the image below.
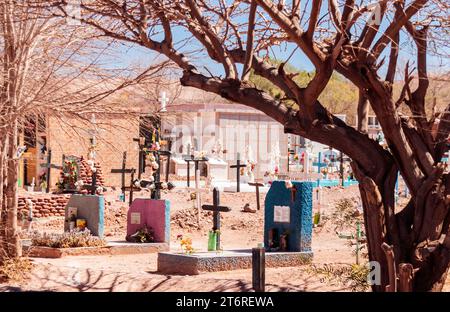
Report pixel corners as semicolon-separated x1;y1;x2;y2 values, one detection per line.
202;188;231;250
111;151;134;200
148;150;174;200
40;149;64;193
183;156;209;187
124;168;140;206
248;182;264;210
230;156;247;192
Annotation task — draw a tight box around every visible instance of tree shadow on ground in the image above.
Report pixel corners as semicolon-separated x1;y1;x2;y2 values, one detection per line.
2;263;352;292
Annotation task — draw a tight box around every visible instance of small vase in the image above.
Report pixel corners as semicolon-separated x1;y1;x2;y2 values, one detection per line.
313;212;321;226
207;231;217;251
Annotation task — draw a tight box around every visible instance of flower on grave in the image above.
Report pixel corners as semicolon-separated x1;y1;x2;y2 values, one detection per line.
193;150;206;159
178;235;195;255
75;180;84;187
147;154;156;162
294;153;299;161
151;162;159;170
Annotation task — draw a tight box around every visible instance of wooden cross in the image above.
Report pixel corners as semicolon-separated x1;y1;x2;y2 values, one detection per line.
184;156;208;187
248;182;264;210
123;168;141;206
157;150;172;183
110;151;134;201
83;170;98;195
202;188;231;250
187;169;209;225
39;149;64;193
230;153;247;192
133;137;147;179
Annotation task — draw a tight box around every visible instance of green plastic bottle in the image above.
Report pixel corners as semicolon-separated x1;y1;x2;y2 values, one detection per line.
207;230;217;251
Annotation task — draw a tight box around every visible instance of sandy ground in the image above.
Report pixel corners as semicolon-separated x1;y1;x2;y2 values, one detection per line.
2;184;449;292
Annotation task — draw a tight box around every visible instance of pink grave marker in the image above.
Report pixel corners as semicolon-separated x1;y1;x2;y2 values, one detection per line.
126;199;170;243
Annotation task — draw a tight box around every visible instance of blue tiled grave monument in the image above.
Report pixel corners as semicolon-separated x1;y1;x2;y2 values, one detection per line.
264;181;313;253
64;194;104;237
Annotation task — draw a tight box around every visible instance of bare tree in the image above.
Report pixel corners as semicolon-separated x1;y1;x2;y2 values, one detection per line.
52;0;449;291
0;1;173;261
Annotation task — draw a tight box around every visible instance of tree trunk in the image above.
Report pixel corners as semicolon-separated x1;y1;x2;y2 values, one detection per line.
0;134;7;262
353;160;449;292
5;121;22;258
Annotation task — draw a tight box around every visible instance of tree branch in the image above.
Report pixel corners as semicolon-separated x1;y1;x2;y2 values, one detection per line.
242;0;257;81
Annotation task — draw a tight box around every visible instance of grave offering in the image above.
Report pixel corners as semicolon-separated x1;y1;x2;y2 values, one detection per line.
126;198;170;246
264;180;314;253
57;156;106;194
64;194;104;237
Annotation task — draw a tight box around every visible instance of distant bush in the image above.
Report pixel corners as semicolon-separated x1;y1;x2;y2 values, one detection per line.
31;229;106;248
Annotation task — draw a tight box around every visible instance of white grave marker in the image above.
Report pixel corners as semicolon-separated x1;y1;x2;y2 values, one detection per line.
130;212;141;225
274;205;290;223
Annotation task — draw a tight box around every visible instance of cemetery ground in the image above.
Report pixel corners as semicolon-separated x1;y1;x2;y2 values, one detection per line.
2;185;449;292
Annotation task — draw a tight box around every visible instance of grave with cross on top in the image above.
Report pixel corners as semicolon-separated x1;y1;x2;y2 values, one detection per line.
312;152;327;173
230;152;247;192
110;151;134;202
39;150;64;193
202;188;231;250
186;168;209;226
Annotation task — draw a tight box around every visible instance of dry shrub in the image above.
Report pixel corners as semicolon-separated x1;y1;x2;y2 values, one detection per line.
331;198;363;232
307;263;370;292
0;257;33;283
31;229;106;248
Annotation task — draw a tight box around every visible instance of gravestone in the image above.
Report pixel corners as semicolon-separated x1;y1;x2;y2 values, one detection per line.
126;199;170;244
64;194;104;237
264;181;313;253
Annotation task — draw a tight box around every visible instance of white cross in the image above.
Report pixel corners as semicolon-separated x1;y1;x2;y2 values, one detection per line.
186;169;209;226
159;91;169;112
